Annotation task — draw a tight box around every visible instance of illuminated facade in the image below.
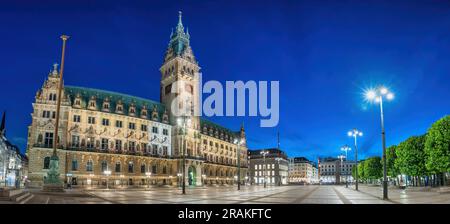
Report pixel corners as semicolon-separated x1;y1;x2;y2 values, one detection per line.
288;157;318;184
26;12;248;188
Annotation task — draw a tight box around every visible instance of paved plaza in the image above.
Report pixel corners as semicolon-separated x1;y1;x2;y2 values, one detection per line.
14;185;450;204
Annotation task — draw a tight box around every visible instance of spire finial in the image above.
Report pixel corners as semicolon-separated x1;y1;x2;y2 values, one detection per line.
178;11;182;25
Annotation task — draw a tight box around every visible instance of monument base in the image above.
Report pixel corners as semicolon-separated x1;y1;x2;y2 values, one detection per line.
42;183;65;192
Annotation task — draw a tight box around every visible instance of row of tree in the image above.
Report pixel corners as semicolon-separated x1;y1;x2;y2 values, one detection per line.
352;115;449;187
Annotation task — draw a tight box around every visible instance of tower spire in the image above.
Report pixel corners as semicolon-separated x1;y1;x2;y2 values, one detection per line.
176;11;184;33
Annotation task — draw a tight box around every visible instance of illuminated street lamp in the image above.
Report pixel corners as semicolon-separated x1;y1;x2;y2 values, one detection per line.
103;170;111;190
348;129;362;190
260;150;269;188
177;172;182;188
177;115;191;195
365;86;394;200
234;137;243;190
338;155;346;185
340;145;351;188
275;157;283;186
201;174;206;185
145;172;152;189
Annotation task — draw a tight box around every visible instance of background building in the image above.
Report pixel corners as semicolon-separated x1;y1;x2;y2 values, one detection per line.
288;157;318;184
26;13;248;188
248;148;288;186
318;157;355;184
0;112;28;188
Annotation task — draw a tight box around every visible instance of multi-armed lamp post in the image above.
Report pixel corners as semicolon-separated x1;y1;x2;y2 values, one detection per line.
365;86;394;200
347;129;362;191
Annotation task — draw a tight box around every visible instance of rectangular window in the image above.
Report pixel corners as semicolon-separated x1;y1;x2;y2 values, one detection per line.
129;141;136;151
128;122;135;130
141;143;148;152
141;124;147;132
152;126;158;134
44;132;53;147
152;144;158;154
115;140;122;151
163;129;169;135
140;164;146;173
71;135;80;147
102;118;110;126
115;163;121;173
73;115;81;123
116;120;123;128
162;146;168;155
52;111;56;119
86;137;94;149
88;117;96;124
71;160;78;171
42;110;51;118
101;138;108;150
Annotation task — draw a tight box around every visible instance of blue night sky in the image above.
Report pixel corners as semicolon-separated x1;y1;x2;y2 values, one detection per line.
1;0;449;162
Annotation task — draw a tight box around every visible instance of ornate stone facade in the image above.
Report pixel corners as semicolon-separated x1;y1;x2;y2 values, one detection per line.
26;12;248;188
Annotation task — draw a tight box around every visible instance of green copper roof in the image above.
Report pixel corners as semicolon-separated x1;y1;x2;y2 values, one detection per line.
64;85;166;122
169;11;190;56
200;118;239;141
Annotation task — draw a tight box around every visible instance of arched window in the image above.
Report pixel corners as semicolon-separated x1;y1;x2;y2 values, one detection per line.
43;157;50;169
101;161;108;172
128;161;134;173
115;162;121;173
86;160;93;172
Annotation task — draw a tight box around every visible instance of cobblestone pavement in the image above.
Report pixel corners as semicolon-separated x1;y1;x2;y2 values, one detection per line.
17;185;450;204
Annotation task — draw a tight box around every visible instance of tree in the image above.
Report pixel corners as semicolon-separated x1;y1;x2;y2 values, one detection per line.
364;157;382;183
357;161;365;182
425;115;450;186
395;135;427;186
382;145;400;185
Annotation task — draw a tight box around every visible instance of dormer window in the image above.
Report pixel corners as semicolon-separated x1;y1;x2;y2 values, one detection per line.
162;110;169;123
102;97;110;112
151;106;159;121
141;106;148;118
116;100;123;113
129;103;136;116
88;96;96;109
74;99;81;107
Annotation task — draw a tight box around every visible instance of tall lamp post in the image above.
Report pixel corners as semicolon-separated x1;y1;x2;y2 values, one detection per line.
348;129;362;191
275;157;283;186
365;86;394;200
260;150;268;188
340;145;351;188
234;137;243;190
177;116;191;195
338;155;345;185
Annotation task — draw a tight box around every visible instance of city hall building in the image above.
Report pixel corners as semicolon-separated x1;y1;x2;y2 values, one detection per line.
26;13;248;188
